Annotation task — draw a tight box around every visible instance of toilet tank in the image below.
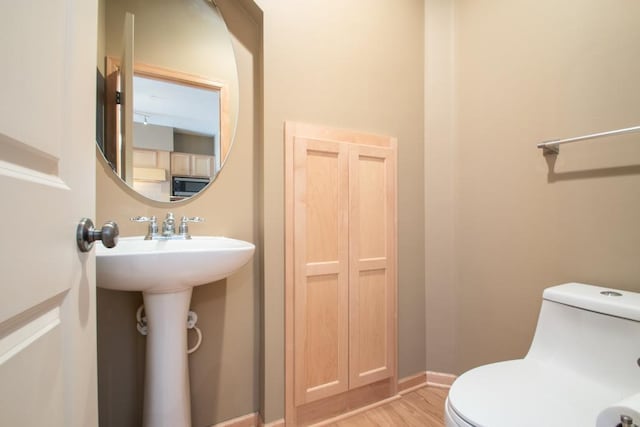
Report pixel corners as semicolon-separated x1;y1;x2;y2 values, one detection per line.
526;283;640;395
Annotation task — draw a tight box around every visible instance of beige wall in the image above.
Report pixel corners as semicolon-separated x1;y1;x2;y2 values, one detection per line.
425;0;640;374
96;1;260;426
97;35;257;425
95;0;640;423
257;0;426;422
425;0;457;375
98;0;425;425
98;0;426;424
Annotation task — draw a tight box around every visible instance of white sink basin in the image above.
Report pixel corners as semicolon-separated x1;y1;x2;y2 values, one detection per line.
96;236;255;293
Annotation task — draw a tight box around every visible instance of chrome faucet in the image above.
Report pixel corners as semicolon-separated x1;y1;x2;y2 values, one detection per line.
131;213;204;240
162;213;176;237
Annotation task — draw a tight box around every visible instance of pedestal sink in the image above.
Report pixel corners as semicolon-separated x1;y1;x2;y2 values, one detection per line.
96;236;255;427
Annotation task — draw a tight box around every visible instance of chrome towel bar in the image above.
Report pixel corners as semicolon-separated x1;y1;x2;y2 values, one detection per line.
537;125;640;155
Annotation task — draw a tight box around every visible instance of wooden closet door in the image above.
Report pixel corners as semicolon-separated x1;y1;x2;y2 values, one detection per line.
293;138;350;405
348;144;397;389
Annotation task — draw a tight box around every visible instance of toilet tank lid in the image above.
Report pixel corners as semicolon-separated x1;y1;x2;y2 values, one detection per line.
543;283;640;322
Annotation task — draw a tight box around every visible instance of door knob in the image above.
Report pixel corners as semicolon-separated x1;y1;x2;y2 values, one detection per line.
77;218;119;252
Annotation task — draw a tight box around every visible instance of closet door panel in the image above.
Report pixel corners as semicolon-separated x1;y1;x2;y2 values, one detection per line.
294;138;350;405
305;147;340;263
349;145;397;388
356;269;388;372
304;275;341;389
357;156;387;258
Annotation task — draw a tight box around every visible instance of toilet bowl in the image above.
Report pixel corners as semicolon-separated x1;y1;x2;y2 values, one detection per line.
445;283;640;427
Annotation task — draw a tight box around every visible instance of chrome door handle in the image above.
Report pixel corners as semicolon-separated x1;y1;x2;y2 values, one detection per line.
76;218;119;252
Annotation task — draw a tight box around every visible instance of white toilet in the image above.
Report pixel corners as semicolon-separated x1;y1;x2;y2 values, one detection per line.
445;283;640;427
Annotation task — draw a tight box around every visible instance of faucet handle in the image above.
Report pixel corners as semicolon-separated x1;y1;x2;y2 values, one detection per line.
181;216;204;223
179;216;205;238
130;216;158;239
130;215;157;223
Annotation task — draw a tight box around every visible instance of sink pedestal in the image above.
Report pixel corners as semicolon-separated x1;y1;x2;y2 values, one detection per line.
142;288;193;427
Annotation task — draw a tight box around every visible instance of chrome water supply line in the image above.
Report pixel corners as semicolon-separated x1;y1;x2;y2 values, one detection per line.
136;305;148;335
135;305;203;354
186;311;203;354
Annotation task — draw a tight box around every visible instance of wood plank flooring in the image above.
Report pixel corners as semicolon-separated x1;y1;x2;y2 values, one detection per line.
320;386;448;427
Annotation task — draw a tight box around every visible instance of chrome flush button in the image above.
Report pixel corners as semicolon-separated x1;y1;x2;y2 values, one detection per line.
600;291;623;297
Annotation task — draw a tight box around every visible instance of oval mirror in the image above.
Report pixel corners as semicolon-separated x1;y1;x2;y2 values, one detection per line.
96;0;239;202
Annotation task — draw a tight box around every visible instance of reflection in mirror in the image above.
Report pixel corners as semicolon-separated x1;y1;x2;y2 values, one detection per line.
96;0;239;202
134;76;219;201
134;77;219;164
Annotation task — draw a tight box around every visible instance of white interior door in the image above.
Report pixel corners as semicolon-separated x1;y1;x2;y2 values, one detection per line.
0;1;98;426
